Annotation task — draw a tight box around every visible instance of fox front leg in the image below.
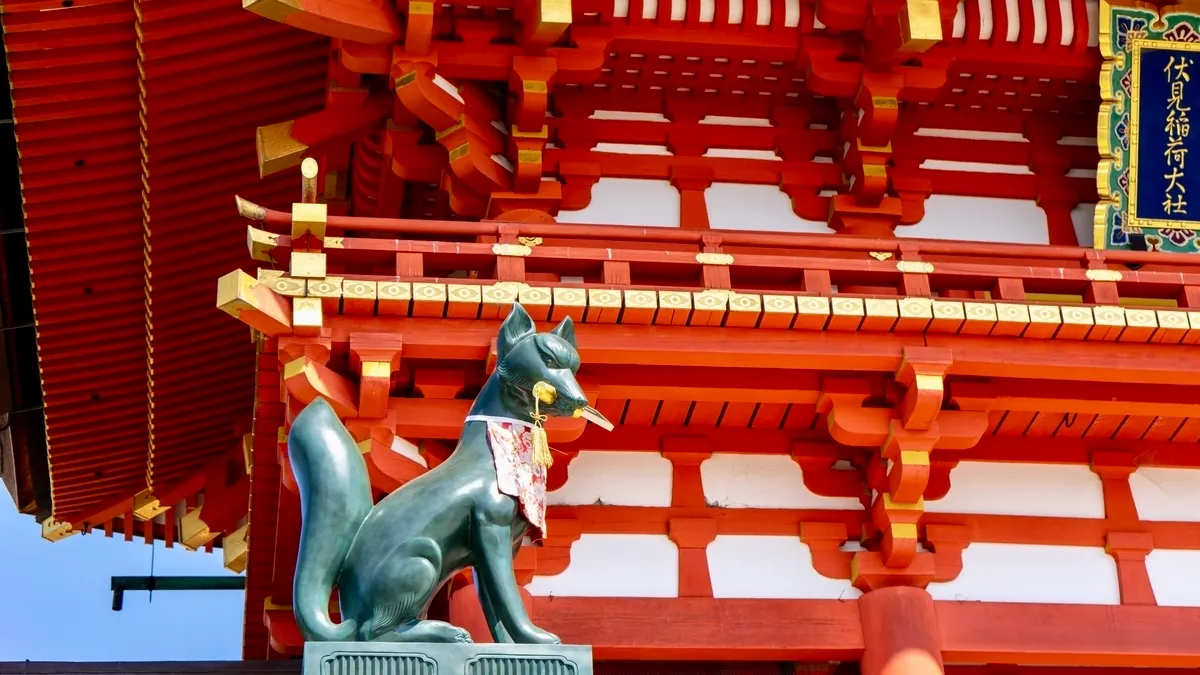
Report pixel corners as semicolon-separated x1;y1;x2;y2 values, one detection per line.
471;520;560;645
474;568;513;643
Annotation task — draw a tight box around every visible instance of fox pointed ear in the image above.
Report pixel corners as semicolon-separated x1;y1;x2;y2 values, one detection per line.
550;316;577;348
498;302;536;360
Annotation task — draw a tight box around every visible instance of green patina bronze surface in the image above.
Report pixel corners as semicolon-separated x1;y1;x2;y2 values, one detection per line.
288;303;587;645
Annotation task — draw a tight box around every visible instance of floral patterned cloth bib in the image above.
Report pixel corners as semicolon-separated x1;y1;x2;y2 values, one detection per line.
466;415;548;540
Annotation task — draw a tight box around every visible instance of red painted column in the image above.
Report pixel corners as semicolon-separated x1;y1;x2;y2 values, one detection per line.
859;586;944;675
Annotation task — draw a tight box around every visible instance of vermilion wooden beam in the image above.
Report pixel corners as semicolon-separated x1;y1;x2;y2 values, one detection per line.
950;379;1200;418
561;426;1200;468
260;597;1200;664
328;317;1200;387
330;316;916;371
937;602;1200;667
244;0;402;44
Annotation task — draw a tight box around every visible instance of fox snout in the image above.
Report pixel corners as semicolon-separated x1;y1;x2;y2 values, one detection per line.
532;377;589;416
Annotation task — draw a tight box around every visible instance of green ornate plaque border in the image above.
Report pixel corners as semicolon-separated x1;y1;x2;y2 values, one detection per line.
1095;1;1200;252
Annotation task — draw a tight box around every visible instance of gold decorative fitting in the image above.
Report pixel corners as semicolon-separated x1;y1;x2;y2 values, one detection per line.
493;243;533;257
292;202;328;241
537;0;572;28
242;433;254;475
869;251;894;261
293;297;324;330
518;150;543;163
896;261;935;274
255;120;308;178
223;524;250;574
900;0;943;51
216;270;259;318
325;237;345;249
871;96;899;109
396;71;418;88
523;81;549;93
290;251;327;279
517;237;543;247
362;361;392;378
1086;269;1123;282
247;226;280;263
180;509;218;551
308;277;343;299
436;119;466;141
696;252;735;265
512;125;550;139
41;517;77;542
301;158;320;205
235;196;267;221
131;488;169;521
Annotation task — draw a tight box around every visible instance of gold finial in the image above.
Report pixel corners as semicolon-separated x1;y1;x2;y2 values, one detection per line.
301;158;319;204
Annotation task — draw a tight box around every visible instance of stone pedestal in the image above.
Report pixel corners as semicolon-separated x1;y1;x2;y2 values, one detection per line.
303;641;594;675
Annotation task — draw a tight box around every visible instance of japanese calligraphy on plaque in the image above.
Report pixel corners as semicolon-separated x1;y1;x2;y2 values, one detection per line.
1096;2;1200;252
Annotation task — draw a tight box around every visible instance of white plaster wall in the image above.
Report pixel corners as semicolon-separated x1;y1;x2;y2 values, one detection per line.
924;461;1106;518
898;195;1049;244
708;535;861;599
1146;549;1200;607
557;178;680;227
928;543;1120;604
525;534;679;597
700;453;861;509
705;183;834;234
1072;202;1096;247
1130;467;1200;522
547;451;673;507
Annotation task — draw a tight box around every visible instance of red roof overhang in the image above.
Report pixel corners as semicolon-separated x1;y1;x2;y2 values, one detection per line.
1;0;325;526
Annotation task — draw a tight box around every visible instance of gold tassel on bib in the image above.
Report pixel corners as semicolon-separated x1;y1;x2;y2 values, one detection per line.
530;381;557;468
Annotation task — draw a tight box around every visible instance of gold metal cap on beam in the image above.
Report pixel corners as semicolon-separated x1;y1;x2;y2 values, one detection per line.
41;517;77;542
256;120;308;178
247;226;281;263
900;0;943;51
223;523;250;574
132;487;170;521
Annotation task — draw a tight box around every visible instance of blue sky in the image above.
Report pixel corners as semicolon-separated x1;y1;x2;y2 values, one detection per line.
0;497;244;661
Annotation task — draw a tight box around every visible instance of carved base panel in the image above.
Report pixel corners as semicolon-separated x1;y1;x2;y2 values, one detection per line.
303;641;594;675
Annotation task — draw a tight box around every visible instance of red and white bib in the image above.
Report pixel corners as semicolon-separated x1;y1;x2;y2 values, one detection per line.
466;415;548;540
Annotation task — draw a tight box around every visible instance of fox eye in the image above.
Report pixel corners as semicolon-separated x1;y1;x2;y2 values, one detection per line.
543;356;558;368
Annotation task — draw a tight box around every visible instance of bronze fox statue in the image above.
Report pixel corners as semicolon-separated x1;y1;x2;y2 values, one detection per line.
287;303;608;645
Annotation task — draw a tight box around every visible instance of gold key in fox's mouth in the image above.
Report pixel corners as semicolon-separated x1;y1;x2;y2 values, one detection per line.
573;406;614;431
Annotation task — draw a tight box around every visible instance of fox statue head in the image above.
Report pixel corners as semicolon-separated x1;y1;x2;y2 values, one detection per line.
491;303;609;429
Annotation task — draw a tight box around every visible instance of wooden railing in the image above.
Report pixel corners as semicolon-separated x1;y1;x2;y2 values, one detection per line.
248;202;1200;311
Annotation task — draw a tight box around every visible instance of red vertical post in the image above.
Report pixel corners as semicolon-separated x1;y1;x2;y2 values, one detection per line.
859;586;944;675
